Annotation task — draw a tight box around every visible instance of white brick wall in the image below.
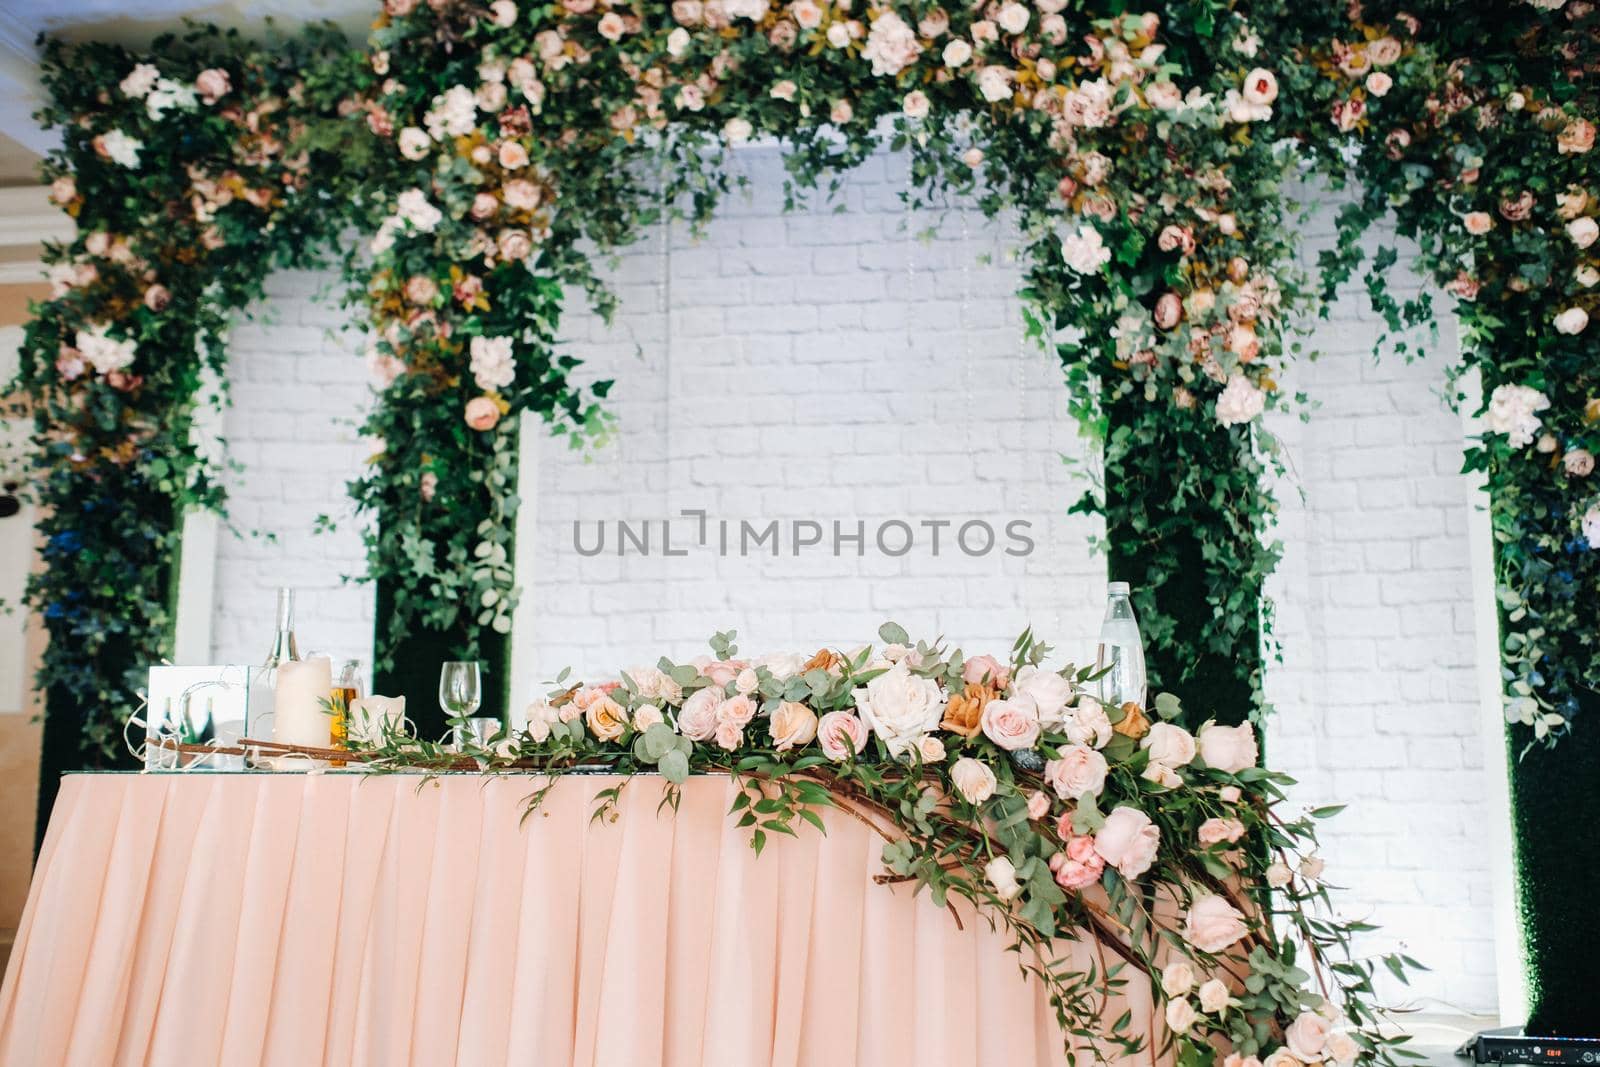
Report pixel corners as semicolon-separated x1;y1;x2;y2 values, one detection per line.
211;146;1496;1014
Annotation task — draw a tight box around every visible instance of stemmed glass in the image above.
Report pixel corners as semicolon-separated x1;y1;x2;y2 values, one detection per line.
439;661;486;749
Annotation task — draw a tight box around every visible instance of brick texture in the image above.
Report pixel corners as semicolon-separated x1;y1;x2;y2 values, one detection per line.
214;146;1496;1013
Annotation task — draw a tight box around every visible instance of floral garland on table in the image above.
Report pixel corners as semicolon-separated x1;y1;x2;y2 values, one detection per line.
11;28;370;755
358;0;1318;724
1270;0;1599;743
348;624;1414;1065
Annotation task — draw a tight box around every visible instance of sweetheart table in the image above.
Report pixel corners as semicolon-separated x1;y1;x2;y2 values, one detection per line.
0;772;1163;1066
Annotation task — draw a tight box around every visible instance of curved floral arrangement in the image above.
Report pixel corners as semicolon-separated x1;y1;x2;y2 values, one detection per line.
345;623;1412;1065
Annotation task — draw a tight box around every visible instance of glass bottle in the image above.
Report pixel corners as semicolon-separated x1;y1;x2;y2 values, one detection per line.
1095;581;1148;710
248;587;301;737
330;659;363;764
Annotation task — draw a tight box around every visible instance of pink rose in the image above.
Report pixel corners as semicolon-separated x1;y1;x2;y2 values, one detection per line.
1183;893;1248;953
1331;97;1366;131
1198;817;1246;846
1463;211;1493;235
677;687;722;741
1564;450;1594;477
196;68;231;104
1026;790;1050;820
497;229;533;261
142;284;171;312
817;711;868;761
1153;291;1183;330
962;654;1010;688
405;275;438;305
489;0;518;27
420;471;438;502
55;348;85;381
1197;721;1258;773
980;696;1041;750
713;718;743;751
1094;806;1160;878
718;693;756;728
49;176;76;205
1559;118;1596;155
503;179;542;211
464;396;501;431
1500;191;1534;222
1157;224;1195;255
703;659;743;687
1048;834;1105;889
1142;722;1196;767
1044;744;1108;799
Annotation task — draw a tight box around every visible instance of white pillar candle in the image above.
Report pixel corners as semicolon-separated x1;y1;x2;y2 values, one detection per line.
273;656;333;749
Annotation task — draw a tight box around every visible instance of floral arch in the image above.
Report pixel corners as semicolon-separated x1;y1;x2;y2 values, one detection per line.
11;0;1600;1044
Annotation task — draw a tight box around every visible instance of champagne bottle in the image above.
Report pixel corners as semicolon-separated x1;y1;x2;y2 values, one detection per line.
249;587;301;736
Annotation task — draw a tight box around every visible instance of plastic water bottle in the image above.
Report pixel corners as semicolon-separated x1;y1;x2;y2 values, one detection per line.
1096;582;1148;709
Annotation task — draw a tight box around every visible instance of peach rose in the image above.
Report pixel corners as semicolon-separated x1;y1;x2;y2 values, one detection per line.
718;693;756;728
917;734;947;763
1183;893;1248;953
1044;744;1107;799
1463;211;1493;235
951;756;997;803
1153;291;1183;330
196;68;231;104
585;694;627;741
769;701;817;750
1165;998;1197;1034
499;141;529;169
713;718;743;751
1559;118;1596;155
1094;806;1160;878
464;396;501;431
1197;721;1258;773
1198;978;1230;1014
981;696;1041;750
1161;960;1194;996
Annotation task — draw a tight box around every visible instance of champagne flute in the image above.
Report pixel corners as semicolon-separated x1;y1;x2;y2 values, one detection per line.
439;661;483;748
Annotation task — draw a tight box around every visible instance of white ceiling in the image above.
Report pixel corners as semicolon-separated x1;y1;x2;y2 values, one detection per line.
0;0;370;181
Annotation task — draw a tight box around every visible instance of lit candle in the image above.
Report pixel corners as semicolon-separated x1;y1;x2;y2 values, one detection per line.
273;656;333;749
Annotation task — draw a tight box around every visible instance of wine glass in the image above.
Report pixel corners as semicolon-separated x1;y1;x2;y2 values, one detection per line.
439;661;484;748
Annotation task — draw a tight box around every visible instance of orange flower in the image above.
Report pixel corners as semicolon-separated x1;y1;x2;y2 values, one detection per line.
1112;701;1150;740
941;683;997;739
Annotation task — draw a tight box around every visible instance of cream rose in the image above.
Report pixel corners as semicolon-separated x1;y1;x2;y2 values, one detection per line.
769;701;817;750
1286;1012;1332;1062
1197;721;1259;773
984;855;1023;901
1197;978;1229;1014
1064;697;1113;748
852;663;944;756
951;756;998;803
1555;307;1589;335
1165;998;1197;1034
1160;960;1194;996
1184;894;1248;953
1569;217;1599;249
1044;744;1108;799
1094;806;1160;878
1142;722;1196;767
585;694;627;742
1265;861;1293;888
1012;665;1074;725
1325;1031;1360;1066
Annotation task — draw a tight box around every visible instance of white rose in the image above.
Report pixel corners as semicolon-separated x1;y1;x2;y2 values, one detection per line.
1286;1012;1332;1062
1064;697;1113;747
1197;978;1229;1014
1012;665;1074;725
98;130;143;168
734;666;759;694
996;2;1030;34
1165;998;1197;1034
1569;217;1600;249
976;65;1013;103
667;27;691;56
951;756;998;803
395;188;443;233
1584;503;1600;548
902;89;930;118
1142;722;1196;767
633;704;665;731
753;651;806;680
943;38;973;67
984;855;1022;901
120;63;160;98
826;22;851;48
1215;373;1266;426
1554;306;1589;335
1060;224;1111;274
1263;1050;1300;1067
1300;853;1326;881
852;663;944;756
1197;721;1258;773
1160;960;1194;996
398;127;432;160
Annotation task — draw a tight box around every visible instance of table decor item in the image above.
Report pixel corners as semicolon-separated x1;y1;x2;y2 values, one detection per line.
233;621;1411;1066
247;587;301;739
143;664;255;770
271;656;333;751
1095;582;1147;711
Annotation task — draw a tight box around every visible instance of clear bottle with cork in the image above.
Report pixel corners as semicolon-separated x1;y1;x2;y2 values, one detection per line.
1096;581;1148;710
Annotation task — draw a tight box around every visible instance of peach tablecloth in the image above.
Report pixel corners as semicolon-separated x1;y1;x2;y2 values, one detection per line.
0;772;1158;1067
